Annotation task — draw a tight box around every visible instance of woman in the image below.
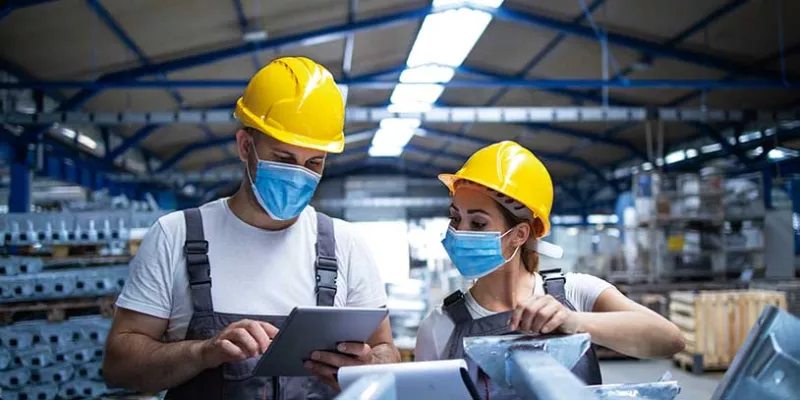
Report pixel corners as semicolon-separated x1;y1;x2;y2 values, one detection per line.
415;141;684;395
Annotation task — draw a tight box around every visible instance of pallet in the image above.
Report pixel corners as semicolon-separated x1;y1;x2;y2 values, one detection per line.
669;289;787;373
399;348;414;362
672;351;728;374
0;295;117;325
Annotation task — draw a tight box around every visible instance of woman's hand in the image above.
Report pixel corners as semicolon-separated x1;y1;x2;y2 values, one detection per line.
510;295;581;334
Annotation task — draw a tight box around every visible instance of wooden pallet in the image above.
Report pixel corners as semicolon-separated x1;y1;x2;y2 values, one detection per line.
669;289;787;373
672;351;728;374
0;295;117;325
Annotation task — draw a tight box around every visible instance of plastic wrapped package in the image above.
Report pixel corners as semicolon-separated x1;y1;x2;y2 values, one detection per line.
0;347;11;370
75;361;103;380
18;383;59;400
15;345;54;368
57;342;104;364
3;328;35;350
0;367;31;390
38;322;81;347
15;257;44;275
58;379;110;399
30;363;74;385
0;259;19;276
34;273;77;298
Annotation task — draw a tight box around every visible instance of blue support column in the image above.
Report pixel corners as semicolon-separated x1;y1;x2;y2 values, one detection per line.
762;169;773;210
790;178;800;256
9;145;32;213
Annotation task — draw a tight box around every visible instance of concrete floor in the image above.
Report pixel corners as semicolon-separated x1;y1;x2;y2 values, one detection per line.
600;359;724;399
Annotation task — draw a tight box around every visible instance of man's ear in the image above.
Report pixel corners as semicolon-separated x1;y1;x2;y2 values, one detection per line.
235;129;251;162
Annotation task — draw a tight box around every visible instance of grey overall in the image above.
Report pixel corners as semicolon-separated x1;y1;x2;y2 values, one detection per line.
164;208;339;400
442;268;602;399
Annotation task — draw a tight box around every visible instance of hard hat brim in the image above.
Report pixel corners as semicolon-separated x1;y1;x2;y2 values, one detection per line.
235;98;345;154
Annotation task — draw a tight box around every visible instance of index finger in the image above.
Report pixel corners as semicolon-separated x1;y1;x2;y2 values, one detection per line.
259;321;279;338
337;342;370;358
510;295;541;330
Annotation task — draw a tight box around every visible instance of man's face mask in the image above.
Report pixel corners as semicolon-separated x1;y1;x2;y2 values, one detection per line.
246;141;321;220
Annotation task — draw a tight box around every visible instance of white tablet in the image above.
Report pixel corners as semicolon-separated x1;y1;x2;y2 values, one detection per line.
253;306;388;377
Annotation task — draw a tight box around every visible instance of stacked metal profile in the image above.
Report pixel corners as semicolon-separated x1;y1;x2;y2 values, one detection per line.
0;316;116;400
0;210;165;247
0;260;129;302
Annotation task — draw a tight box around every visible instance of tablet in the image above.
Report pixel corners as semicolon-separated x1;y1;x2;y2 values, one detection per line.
253;306;389;377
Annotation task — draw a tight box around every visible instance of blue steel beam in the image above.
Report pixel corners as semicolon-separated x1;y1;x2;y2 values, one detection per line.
0;0;58;22
105;124;160;161
479;4;793;82
8;78;800;90
231;0;261;71
342;0;358;79
418;128;619;192
525;122;647;158
597;0;750;88
85;0;184;107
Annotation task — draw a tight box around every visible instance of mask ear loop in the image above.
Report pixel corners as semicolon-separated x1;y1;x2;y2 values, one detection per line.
245;139;260;185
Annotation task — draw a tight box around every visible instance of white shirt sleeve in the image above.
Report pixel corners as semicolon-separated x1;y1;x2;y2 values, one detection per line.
564;273;614;313
115;219;176;319
342;224;388;308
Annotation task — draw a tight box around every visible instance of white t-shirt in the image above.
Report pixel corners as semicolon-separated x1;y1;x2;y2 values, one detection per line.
116;199;388;341
414;273;613;361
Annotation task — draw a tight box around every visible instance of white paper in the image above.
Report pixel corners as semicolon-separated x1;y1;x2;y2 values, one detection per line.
338;359;475;399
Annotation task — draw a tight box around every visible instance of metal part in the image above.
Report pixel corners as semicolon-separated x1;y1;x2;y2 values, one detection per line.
336;373;396;400
463;333;592;387
0;266;128;302
508;348;597;399
712;305;800;399
589;381;681;399
3;107;798;126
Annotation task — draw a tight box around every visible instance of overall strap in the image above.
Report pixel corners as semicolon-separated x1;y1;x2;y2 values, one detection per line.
183;208;213;316
541;267;575;311
315;212;338;307
442;290;472;324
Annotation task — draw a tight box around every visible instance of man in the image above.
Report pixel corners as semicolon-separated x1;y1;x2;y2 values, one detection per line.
103;57;399;399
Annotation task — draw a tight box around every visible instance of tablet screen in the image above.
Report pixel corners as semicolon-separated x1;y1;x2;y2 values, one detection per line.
253;306;388;377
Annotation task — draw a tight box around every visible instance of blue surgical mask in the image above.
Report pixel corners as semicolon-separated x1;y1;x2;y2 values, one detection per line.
247;142;321;221
441;226;520;279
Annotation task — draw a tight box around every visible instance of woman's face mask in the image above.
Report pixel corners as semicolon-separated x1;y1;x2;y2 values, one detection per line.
246;141;321;220
441;226;521;280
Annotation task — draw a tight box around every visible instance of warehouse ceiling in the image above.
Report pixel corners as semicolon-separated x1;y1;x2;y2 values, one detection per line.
1;0;799;201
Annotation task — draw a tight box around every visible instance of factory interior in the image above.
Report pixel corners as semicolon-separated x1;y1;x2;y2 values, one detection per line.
1;0;799;399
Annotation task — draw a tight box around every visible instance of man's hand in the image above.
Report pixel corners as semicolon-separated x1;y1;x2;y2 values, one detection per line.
510;294;581;335
200;319;278;368
305;342;373;391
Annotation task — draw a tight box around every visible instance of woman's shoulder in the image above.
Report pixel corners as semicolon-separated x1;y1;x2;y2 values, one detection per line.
563;272;614;312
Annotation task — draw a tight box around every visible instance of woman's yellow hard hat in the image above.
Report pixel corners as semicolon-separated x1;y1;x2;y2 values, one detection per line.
439;141;554;237
234;56;345;153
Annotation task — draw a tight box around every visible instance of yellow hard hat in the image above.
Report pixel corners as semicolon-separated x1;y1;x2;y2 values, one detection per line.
234;56;345;153
439;141;554;237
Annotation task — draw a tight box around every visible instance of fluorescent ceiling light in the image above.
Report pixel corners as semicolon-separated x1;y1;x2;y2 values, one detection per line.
400;65;455;83
701;143;722;154
407;8;494;68
78;135;97;150
641;162;653;171
243;28;268;43
768;148;786;160
380;118;421;130
751;146;764;157
738;131;761;143
372;128;417;148
665;150;685;164
685;148;698;158
433;0;503;7
59;127;76;139
390;83;444;105
388;102;432;113
369;146;405;157
345;131;375;145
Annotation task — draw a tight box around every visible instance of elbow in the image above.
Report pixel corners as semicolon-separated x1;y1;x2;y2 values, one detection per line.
658;321;686;358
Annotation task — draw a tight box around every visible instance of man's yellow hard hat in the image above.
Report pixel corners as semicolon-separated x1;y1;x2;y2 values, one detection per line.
439;141;554;237
234;56;345;153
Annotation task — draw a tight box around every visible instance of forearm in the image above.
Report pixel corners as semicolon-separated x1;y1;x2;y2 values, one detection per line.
103;332;209;393
576;311;685;359
370;343;401;364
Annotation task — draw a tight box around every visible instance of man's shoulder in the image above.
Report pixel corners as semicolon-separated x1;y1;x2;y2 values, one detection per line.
155;199;227;235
